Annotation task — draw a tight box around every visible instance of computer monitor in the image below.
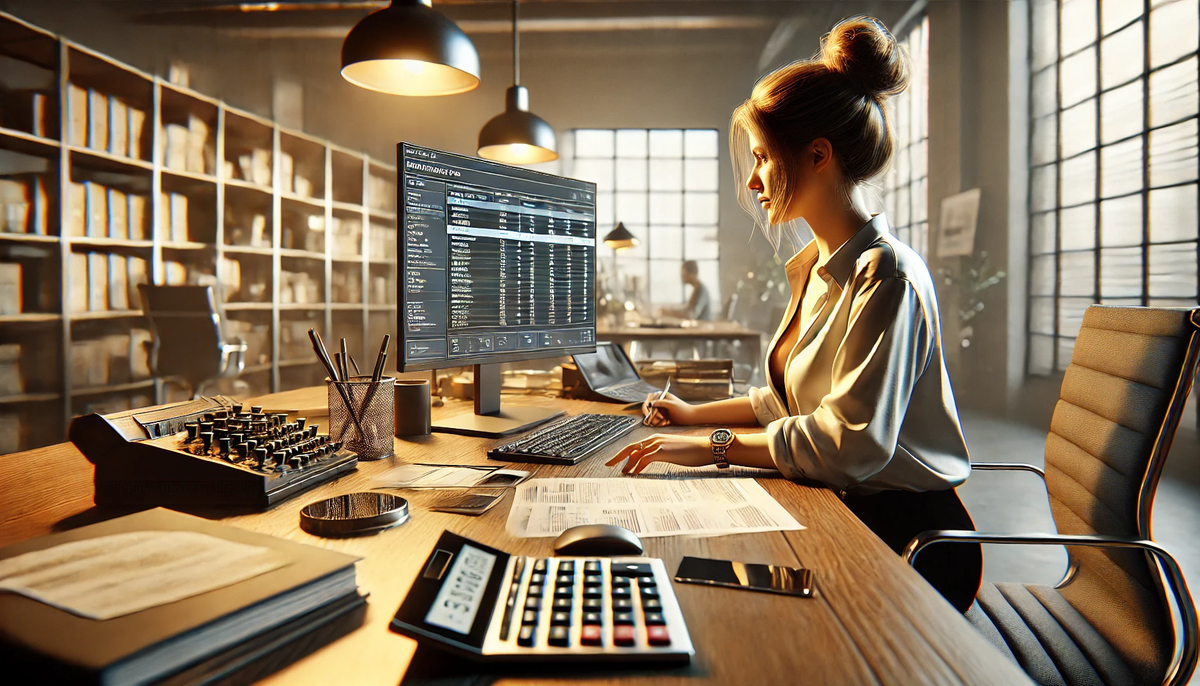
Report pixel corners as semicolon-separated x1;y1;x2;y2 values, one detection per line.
397;142;597;436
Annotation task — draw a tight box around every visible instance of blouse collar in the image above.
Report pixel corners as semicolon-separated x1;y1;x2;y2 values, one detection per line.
783;214;891;288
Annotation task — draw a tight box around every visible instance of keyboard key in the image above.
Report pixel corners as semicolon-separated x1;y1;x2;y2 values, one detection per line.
581;624;602;646
584;561;602;573
611;586;632;599
529;573;545;585
639;576;656;587
583;574;603;586
553;598;573;610
558;561;575;573
640;586;660;598
556;574;575;586
554;586;574;598
613;598;633;610
551;612;571;626
644;612;666;625
582;612;602;625
611;563;653;577
583;587;603;599
647;625;671;646
614;612;634;625
643;598;662;611
548;626;570;647
583;598;602;611
522;610;538;625
611;576;631;588
613;625;636;646
526;585;543;597
524;597;540;610
518;625;535;647
533;559;548;573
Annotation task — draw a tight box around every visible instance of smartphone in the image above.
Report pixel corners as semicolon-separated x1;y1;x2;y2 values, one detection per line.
429;492;505;516
674;556;815;598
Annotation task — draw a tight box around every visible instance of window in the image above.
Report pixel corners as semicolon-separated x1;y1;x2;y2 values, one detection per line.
566;129;721;307
882;17;931;256
1028;0;1199;375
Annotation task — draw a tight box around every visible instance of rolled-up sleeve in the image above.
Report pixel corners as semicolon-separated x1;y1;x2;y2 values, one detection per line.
748;384;788;426
766;276;929;491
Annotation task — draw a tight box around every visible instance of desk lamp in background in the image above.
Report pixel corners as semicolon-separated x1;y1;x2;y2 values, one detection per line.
601;222;639;323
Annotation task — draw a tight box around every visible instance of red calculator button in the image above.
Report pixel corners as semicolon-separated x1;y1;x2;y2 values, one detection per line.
581;625;602;646
613;625;636;646
646;626;671;646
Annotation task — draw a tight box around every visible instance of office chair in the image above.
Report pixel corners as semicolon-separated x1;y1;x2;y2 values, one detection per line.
138;285;248;399
905;306;1199;686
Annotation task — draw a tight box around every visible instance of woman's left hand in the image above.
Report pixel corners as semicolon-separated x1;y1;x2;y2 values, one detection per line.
606;434;712;475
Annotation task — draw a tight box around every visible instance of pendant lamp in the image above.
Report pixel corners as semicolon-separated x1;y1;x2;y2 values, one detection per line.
341;0;480;96
603;222;639;251
477;0;557;164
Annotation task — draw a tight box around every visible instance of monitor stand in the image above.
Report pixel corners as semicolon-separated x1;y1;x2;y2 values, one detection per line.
431;364;565;438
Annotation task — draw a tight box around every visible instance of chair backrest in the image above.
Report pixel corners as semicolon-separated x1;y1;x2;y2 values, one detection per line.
138;285;224;386
1047;305;1200;684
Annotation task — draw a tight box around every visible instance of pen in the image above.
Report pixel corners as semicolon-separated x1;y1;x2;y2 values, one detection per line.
644;376;672;426
349;354;362;376
310;329;366;437
357;335;393;417
340;338;350;380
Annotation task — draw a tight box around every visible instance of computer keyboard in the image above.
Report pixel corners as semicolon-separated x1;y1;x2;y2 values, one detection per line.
487;414;641;465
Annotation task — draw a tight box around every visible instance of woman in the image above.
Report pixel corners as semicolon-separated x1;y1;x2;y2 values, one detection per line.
607;16;981;612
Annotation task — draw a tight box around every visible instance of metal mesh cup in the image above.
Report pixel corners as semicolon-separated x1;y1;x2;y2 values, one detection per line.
327;376;395;460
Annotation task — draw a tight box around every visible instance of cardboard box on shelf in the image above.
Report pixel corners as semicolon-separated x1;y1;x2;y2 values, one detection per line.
107;188;127;239
69;252;88;312
0;262;22;315
67;181;86;236
187;115;209;174
294;175;313;198
108;97;128;157
164;123;188;171
169;193;188;242
128;107;146;160
67;84;88;147
87;252;108;311
280;152;294;194
219;255;241;298
87;88;108;151
85;182;107;238
107;253;128;310
239;148;272;186
128;194;148;240
0;179;27;233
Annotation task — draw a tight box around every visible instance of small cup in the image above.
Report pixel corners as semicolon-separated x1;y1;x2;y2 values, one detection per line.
394;379;432;437
327;376;395;460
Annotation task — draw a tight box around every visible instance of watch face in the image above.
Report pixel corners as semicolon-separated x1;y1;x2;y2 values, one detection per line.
711;429;733;445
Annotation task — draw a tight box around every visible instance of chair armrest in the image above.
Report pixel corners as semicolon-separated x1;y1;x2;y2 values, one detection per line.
903;531;1197;686
972;462;1046;480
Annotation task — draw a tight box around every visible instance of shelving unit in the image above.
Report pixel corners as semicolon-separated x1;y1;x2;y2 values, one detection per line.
0;10;397;452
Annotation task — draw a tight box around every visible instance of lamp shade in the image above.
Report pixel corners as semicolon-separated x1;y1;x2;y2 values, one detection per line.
478;86;558;164
603;222;639;251
341;0;480;96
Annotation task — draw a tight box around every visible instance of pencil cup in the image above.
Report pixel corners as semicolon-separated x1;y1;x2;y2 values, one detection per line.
327;376;395;460
394;379;432;437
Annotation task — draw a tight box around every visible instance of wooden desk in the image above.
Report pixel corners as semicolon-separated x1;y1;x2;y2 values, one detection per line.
0;389;1030;686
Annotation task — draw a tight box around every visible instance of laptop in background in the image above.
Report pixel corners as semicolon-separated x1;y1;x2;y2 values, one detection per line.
565;342;662;404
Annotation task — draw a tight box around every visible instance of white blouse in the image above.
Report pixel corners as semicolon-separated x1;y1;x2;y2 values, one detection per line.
748;214;971;495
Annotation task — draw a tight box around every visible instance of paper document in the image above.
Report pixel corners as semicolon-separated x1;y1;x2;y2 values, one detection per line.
506;478;804;538
0;531;287;620
636;462;785;479
377;463;531;489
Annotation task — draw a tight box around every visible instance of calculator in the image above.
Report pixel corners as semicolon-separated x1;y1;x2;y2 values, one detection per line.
390;531;695;664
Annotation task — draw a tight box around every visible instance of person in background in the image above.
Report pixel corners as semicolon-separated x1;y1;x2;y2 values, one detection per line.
608;15;981;613
664;260;714;321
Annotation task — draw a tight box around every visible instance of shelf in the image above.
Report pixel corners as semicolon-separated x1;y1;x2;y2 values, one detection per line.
281;192;325;209
161;241;212;251
222;245;274;256
367;305;396;311
71;309;144;320
369;258;397;266
331;303;364;310
70;237;153;249
279;303;325;311
332;254;364;263
0;126;59;158
162;167;218;185
0;391;61;404
224;178;274;195
68;145;154;174
279;248;325;260
0;233;59;244
368;209;397;221
224;302;273;311
0;313;60;323
332;201;365;214
72;379;155;397
279;358;319;368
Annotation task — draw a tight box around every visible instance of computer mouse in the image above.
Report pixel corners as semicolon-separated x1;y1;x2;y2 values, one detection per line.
552;524;644;556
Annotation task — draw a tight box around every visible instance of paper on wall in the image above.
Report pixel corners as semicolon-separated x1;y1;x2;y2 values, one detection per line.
505;478;804;539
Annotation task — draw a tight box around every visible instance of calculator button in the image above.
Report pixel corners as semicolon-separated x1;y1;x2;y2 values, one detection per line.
611;563;653;577
583;574;603;586
613;612;634;625
583;587;603;599
526;585;543;597
529;573;545;585
647;625;671;646
556;575;575;586
642;598;663;611
533;559;548;573
551;612;571;626
584;561;602;573
522;610;538;625
583;598;602;611
640;586;660;598
558;561;575;573
554;586;574;598
582;612;602;625
518;625;535;647
548;626;571;647
581;625;602;646
613;625;636;646
639;577;656;587
611;576;631;588
524;597;541;610
644;612;666;625
553;598;573;610
613;598;633;611
611;586;632;599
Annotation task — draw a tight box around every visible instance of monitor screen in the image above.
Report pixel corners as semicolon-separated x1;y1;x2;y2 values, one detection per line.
397;143;597;371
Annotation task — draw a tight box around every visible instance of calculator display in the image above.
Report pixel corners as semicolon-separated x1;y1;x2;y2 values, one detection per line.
425;544;497;634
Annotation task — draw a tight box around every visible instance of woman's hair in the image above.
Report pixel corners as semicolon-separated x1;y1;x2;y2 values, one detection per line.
731;16;911;252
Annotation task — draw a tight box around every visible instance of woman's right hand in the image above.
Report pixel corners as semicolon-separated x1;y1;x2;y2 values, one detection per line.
642;392;697;427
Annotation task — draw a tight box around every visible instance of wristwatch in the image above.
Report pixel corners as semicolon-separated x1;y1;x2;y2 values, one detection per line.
709;428;734;469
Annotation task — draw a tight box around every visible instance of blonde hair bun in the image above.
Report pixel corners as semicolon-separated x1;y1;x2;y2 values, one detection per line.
821;16;911;99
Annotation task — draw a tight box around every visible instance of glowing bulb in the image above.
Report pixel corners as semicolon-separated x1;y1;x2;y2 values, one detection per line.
402;60;426;75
